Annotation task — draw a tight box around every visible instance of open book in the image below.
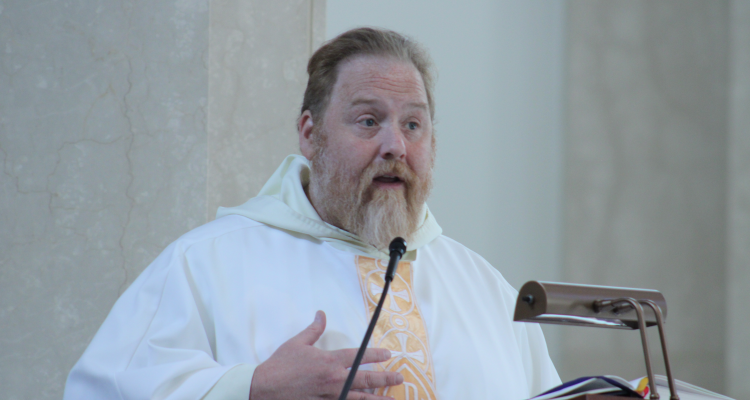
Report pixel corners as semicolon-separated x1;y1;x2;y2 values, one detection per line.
531;375;735;400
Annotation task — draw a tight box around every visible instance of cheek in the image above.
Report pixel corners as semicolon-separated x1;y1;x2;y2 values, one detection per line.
329;143;372;174
339;140;378;167
407;141;435;175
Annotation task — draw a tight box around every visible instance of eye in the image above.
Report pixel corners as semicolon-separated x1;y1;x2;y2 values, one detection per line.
407;121;418;130
360;118;376;127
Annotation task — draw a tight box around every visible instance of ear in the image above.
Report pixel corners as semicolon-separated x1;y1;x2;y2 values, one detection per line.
298;110;316;160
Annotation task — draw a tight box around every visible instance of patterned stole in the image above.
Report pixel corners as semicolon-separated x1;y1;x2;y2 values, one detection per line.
356;256;438;400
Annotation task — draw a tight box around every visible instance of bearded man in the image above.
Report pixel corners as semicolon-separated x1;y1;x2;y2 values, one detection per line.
64;28;561;400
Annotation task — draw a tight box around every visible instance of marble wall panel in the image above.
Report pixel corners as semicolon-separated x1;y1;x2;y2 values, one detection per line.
0;0;209;398
563;0;729;392
207;0;326;218
727;1;750;398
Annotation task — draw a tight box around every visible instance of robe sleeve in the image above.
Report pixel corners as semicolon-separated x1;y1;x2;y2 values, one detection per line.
501;272;561;396
64;239;255;400
514;321;562;396
476;254;562;397
201;364;254;400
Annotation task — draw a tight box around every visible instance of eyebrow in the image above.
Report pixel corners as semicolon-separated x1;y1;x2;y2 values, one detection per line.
349;98;429;112
403;101;429;112
349;98;380;108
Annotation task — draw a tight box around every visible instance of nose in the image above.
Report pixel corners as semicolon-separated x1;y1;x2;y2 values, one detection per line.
379;122;406;161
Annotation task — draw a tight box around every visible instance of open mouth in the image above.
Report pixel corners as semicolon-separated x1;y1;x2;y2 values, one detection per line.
373;175;404;184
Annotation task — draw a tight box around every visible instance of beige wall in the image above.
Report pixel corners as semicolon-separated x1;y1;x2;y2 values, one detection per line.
0;1;324;399
0;0;210;398
208;0;326;217
562;1;749;396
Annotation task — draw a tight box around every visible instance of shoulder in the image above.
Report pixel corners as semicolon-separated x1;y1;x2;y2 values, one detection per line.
122;215;297;306
414;236;524;323
175;215;267;247
168;215;311;257
125;215;266;279
417;235;518;298
137;215;282;279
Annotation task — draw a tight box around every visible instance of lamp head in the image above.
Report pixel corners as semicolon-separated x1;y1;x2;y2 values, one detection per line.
513;281;667;329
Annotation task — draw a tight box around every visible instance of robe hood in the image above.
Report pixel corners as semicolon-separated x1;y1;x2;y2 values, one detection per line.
216;154;442;260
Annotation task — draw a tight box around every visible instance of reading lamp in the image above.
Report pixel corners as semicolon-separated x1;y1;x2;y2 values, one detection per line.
513;281;678;400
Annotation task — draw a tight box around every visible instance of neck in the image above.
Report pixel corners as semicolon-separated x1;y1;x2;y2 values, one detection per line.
305;181;347;232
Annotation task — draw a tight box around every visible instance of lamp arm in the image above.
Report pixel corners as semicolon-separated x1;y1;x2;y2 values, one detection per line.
594;297;659;400
640;299;679;400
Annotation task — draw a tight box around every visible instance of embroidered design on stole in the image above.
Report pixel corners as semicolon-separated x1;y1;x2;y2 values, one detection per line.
356;256;438;400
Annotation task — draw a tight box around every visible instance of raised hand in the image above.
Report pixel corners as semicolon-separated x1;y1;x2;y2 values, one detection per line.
249;311;404;400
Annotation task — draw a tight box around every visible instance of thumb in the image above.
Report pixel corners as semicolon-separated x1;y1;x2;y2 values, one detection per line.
291;310;326;346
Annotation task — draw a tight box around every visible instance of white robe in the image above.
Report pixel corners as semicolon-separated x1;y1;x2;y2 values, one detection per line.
64;155;560;400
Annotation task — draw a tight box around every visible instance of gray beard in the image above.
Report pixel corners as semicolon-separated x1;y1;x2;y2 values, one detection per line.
308;148;431;251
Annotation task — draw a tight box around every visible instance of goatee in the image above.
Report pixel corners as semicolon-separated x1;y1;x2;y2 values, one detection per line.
308;139;433;251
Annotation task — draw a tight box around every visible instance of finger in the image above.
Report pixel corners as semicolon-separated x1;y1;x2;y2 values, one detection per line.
289;310;326;346
351;370;404;390
361;348;393;365
346;390;399;400
333;347;392;366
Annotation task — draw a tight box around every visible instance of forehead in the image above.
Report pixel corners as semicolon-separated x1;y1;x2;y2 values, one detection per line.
331;55;427;105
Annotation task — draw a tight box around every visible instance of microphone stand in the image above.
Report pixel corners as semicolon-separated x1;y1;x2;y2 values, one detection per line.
337;237;407;400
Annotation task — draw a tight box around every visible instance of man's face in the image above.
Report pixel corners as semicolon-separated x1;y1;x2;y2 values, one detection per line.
300;55;435;250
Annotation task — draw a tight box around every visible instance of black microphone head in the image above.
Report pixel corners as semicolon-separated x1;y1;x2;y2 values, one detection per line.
389;237;407;256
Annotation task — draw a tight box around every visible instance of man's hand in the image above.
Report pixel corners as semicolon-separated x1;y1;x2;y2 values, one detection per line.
249;311;404;400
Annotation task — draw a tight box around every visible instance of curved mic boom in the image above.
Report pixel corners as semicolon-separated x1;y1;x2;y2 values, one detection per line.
338;237;407;400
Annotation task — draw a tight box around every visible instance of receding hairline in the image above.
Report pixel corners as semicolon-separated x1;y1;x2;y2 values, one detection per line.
333;55;430;106
348;97;430;111
300;27;436;125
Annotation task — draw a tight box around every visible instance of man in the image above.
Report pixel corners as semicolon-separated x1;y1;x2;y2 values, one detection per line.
64;27;560;400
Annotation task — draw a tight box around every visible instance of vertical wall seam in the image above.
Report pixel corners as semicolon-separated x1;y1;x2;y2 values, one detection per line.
309;0;314;57
205;0;213;224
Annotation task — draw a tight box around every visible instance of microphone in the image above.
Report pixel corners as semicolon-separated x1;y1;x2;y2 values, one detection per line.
338;237;407;400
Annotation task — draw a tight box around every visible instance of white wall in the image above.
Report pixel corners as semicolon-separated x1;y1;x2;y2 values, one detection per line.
327;0;566;366
326;1;566;292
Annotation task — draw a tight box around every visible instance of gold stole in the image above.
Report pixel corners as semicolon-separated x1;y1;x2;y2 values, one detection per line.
356;256;438;400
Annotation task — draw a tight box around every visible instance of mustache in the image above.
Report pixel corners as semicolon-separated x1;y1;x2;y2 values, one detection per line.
361;160;417;185
354;160;418;209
